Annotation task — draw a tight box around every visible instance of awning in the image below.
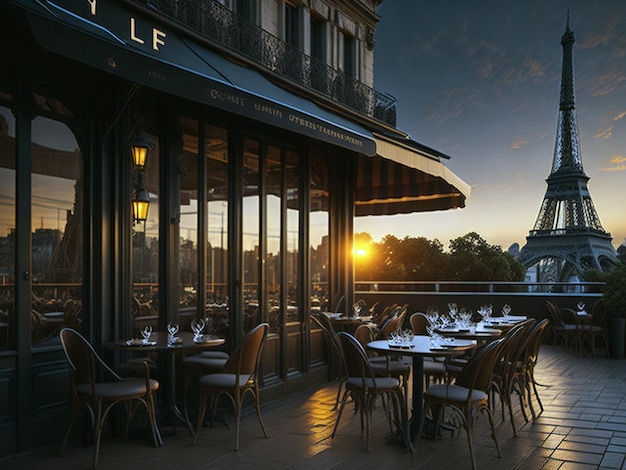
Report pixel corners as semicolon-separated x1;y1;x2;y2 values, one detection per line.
355;134;471;216
12;0;375;155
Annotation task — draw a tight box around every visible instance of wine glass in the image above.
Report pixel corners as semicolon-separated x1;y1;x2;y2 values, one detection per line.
191;318;205;340
501;304;512;319
140;325;152;343
167;322;179;345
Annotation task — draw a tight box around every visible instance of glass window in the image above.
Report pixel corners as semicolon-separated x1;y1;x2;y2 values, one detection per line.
205;123;229;337
310;15;325;63
30;115;82;347
310;154;329;311
178;116;200;332
242;138;260;333
343;33;354;78
285;1;299;47
0;105;15;350
131;133;159;336
285;150;299;321
265;146;281;333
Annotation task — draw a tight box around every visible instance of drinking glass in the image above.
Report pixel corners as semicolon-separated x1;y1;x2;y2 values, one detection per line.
167;322;179;344
191;318;205;340
140;325;152;343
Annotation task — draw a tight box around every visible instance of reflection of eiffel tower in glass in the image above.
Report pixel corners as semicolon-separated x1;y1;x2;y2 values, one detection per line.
518;17;618;282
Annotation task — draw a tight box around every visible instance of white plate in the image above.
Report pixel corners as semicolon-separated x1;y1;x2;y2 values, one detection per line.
125;339;156;346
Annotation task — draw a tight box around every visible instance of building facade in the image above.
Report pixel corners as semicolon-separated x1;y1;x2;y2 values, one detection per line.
0;0;469;456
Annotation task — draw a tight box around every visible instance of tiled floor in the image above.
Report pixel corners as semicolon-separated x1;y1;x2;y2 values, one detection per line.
3;345;626;469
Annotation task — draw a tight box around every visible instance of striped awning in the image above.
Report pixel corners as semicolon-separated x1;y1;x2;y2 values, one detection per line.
355;135;471;216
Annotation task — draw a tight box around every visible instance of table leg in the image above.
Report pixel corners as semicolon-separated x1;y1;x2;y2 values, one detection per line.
409;355;424;441
159;352;194;435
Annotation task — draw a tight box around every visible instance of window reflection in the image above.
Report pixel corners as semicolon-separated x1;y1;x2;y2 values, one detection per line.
30;115;83;346
266;146;281;333
310;154;329;312
0;105;15;350
131;133;159;335
243;138;260;333
205;124;229;337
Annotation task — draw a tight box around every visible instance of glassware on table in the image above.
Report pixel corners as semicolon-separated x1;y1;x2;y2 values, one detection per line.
140;325;152;343
352;299;366;318
191;318;205;340
458;308;473;330
167;322;179;345
501;304;512;319
477;304;493;324
426;307;439;327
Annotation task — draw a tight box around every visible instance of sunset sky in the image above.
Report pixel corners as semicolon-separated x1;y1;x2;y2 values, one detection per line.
356;0;626;252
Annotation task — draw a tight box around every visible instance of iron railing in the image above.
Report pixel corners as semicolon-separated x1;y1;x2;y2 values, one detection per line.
145;0;397;126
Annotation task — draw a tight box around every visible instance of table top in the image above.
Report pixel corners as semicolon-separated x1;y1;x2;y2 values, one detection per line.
368;335;476;359
108;331;225;352
435;326;502;340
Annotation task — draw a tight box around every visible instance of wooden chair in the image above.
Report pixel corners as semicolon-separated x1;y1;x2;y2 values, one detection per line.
546;301;579;351
415;337;505;470
192;323;269;450
332;332;410;451
59;328;161;469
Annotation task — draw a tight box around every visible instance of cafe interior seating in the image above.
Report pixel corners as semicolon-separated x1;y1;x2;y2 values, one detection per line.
59;327;161;469
192;322;269;451
332;332;410;451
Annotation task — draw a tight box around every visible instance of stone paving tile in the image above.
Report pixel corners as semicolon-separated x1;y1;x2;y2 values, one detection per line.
2;345;626;470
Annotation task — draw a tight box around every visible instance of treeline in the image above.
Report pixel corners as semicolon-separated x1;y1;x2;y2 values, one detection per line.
354;231;525;282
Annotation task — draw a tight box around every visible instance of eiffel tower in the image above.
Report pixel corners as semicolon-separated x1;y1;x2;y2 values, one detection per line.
518;17;618;282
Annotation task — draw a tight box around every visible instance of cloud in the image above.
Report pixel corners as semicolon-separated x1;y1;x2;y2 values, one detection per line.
599;154;626;172
589;70;626;97
594;126;614;139
510;138;528;150
579;16;619;49
607;110;626;122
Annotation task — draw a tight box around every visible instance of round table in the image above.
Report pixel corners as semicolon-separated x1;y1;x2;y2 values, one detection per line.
109;331;225;434
368;335;476;447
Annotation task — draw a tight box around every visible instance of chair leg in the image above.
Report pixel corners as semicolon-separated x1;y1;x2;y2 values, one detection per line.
192;389;209;445
59;400;81;456
253;385;269;438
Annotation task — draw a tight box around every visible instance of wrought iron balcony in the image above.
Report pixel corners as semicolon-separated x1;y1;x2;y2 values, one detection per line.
145;0;397;127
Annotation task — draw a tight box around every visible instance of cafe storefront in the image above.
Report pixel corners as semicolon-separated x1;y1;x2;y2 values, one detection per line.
0;0;469;456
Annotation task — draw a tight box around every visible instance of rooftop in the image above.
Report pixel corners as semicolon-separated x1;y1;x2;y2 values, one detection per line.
4;345;626;469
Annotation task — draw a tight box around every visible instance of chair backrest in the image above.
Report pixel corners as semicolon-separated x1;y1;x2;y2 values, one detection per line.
524;318;550;365
311;313;347;379
353;324;374;350
60;327;120;388
224;323;268;377
591;300;606;327
409;312;429;335
455;337;505;393
376;307;407;340
337;332;377;387
546;301;564;327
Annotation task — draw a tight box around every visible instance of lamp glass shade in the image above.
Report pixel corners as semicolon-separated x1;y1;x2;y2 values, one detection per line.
132;188;150;222
131;135;151;168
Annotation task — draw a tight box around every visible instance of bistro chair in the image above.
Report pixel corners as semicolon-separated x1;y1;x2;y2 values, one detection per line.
311;312;348;410
490;319;535;435
546;301;580;352
516;318;551;419
182;350;229;430
59;328;161;469
581;300;610;357
192;322;269;451
353;324;411;410
415;337;505;470
332;332;410;451
409;312;446;386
